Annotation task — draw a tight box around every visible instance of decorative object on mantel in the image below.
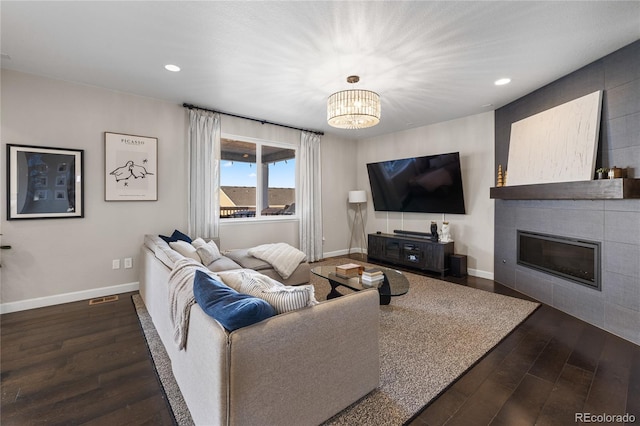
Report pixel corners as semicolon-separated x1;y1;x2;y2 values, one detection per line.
506;90;602;186
327;75;381;129
497;164;504;187
595;167;608;180
608;166;625;179
440;221;453;243
430;221;439;242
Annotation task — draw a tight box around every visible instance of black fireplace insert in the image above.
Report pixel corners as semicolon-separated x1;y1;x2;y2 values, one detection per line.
517;230;601;290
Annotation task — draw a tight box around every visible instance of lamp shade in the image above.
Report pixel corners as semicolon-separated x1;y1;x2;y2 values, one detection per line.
348;190;367;204
327;89;381;129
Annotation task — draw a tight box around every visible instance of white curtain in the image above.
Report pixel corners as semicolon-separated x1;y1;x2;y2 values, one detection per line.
299;131;323;261
188;109;221;238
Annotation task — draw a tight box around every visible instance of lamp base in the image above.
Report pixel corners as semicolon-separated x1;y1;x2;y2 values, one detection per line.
348;203;367;255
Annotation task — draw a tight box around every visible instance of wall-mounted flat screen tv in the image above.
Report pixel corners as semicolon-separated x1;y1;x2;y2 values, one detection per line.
366;152;466;214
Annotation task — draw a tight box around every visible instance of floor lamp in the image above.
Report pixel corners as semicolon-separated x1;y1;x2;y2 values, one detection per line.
348;190;367;256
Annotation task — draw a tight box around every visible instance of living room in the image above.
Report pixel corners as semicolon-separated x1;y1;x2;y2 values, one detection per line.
0;1;506;313
1;1;639;425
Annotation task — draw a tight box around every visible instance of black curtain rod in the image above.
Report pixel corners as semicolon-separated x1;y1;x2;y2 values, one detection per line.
182;103;324;136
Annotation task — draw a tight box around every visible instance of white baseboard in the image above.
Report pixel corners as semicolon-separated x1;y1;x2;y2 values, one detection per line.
468;268;494;280
0;282;140;314
321;248;363;259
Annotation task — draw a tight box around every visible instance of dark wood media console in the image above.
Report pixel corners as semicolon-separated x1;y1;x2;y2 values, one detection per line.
367;232;454;277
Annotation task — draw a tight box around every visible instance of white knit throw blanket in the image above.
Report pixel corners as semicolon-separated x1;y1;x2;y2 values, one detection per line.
248;243;307;279
168;257;207;350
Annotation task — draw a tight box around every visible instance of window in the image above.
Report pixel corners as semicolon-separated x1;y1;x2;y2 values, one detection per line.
220;137;296;220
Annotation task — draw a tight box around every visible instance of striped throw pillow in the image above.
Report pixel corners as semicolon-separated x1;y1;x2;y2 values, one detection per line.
239;272;318;314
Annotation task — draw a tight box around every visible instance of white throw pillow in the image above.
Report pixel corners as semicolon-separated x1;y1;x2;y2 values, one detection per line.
247;243;307;279
238;272;318;314
191;238;222;266
217;269;259;291
169;240;201;262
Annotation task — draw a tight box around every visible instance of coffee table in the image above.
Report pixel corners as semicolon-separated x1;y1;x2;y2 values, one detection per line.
311;265;410;305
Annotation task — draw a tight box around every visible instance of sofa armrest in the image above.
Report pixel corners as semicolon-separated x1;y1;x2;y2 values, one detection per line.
172;306;230;426
227;289;380;426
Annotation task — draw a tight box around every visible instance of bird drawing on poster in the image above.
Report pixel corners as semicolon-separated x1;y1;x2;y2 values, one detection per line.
110;160;154;183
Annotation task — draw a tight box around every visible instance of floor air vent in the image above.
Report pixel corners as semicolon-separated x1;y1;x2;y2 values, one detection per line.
89;295;119;305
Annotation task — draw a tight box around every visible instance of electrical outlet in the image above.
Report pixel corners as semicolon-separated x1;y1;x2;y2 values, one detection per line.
112;259;120;269
124;257;133;269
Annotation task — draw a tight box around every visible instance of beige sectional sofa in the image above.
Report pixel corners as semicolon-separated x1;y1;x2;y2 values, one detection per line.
139;235;380;425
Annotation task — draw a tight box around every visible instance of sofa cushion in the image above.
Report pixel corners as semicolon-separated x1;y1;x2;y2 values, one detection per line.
239;272;318;314
160;229;192;244
170;240;201;262
145;234;183;269
225;248;271;271
193;270;276;332
206;257;243;273
192;238;223;266
260;262;311;286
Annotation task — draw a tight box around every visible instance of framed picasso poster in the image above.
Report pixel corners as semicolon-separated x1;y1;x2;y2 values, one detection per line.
105;132;158;201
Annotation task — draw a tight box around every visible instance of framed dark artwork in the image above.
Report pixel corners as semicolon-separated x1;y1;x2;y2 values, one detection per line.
6;144;84;220
104;132;157;201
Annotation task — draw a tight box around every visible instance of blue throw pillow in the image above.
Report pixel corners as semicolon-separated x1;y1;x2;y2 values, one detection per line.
193;270;276;332
159;229;193;244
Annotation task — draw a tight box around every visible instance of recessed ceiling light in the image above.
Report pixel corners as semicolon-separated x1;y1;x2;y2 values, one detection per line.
164;64;181;72
494;78;511;86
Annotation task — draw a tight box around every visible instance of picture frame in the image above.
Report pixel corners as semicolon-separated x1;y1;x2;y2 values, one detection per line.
104;132;157;201
6;144;84;220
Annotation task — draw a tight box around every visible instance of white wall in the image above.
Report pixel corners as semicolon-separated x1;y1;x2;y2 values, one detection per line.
0;70;357;311
356;112;496;278
0;70;495;312
1;70;189;311
319;134;359;257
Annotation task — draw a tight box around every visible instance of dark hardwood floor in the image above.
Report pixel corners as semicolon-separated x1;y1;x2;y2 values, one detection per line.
408;284;640;425
1;257;638;425
1;292;175;426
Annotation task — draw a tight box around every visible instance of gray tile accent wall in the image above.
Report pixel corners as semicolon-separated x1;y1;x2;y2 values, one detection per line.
494;40;640;345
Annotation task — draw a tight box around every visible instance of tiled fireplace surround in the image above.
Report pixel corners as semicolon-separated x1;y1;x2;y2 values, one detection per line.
494;40;640;345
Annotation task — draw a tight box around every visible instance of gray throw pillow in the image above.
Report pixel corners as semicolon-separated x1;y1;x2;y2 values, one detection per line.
192;238;222;266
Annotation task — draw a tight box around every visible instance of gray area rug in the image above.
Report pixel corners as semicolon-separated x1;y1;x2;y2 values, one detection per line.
133;258;539;425
133;294;195;426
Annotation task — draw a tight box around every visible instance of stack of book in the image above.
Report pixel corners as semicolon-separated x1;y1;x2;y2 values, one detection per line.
335;263;361;278
361;268;385;286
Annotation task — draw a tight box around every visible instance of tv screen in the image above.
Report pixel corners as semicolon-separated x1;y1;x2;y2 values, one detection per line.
366;152;466;214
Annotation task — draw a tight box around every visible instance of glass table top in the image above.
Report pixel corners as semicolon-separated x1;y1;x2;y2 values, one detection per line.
311;265;410;297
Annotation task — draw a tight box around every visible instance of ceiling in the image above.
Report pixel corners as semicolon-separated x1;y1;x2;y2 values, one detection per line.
2;1;639;139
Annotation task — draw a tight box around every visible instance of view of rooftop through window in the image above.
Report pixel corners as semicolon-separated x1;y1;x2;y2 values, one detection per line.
220;138;296;219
